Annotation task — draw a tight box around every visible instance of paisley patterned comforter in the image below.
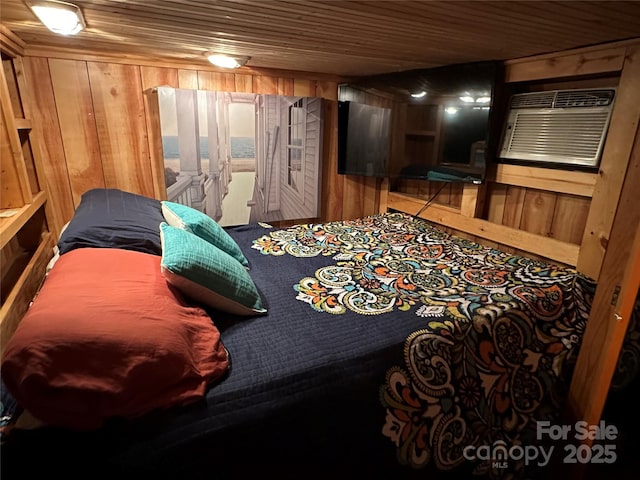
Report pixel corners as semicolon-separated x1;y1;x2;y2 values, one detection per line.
1;212;598;479
252;212;595;478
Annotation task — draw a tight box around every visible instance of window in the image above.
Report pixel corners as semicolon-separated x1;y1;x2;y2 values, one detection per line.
287;98;306;194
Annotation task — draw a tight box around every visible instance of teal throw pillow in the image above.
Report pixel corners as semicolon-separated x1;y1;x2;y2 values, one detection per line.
161;201;249;268
160;223;265;316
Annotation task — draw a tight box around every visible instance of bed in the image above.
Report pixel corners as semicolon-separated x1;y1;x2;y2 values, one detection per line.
0;188;597;479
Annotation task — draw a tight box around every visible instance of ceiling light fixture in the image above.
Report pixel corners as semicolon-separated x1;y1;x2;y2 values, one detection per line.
26;0;86;36
459;94;475;103
205;53;250;69
411;91;427;98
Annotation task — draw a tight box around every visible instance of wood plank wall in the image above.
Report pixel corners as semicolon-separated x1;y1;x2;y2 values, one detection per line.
392;179;590;266
22;55;378;234
482;183;591;259
23;40;637;263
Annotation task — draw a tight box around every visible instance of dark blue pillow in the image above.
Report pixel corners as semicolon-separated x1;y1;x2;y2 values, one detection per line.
58;189;165;256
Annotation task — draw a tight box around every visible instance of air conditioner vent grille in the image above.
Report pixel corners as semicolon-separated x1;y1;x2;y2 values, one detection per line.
509;89;616;110
554;89;615;108
505;111;610;161
510;92;555;109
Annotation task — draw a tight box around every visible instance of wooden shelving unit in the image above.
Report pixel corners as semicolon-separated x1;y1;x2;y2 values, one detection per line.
402;104;442;170
0;191;46;249
0;26;55;353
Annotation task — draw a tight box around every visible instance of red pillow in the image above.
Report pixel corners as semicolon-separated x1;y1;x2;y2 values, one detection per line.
1;248;229;430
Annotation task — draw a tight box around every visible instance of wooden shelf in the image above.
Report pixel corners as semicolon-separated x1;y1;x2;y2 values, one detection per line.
0;191;46;250
405;130;436;136
401;104;442;173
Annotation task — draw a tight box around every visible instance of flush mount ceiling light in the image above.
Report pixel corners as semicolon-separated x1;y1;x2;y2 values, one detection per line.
26;0;86;36
410;91;427;98
205;53;250;69
460;92;491;104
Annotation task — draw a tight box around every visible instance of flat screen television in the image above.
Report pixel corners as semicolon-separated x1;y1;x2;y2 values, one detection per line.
337;61;503;183
337;101;391;177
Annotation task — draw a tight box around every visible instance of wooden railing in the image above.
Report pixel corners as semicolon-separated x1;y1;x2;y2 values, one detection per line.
203;176;220;220
166;176;192;206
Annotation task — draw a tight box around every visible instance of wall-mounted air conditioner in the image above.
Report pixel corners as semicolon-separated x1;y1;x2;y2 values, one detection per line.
499;88;616;168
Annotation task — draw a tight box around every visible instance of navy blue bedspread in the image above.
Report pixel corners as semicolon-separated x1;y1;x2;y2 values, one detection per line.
2;220;431;478
0;214;596;480
114;220;435;473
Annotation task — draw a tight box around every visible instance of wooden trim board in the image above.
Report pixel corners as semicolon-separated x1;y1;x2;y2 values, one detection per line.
567;117;640;435
0;191;46;250
505;46;626;83
143;88;168;201
492;164;597;197
387;191;579;265
0;25;25;58
577;45;640;280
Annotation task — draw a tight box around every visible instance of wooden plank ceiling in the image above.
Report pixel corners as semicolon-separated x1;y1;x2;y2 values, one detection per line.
1;0;640;76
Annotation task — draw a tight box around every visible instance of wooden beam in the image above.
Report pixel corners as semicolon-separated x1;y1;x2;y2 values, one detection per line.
492;164;597;197
505;46;626;83
13;118;32;130
0;59;32;205
567;115;640;437
460;183;486;217
11;57;31;119
388;191;579;265
0;25;25;58
505;38;640;66
577;45;640;280
142;88;171;201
